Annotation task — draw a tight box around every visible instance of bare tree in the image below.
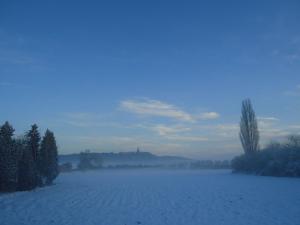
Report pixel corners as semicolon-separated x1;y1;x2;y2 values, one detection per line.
239;99;259;154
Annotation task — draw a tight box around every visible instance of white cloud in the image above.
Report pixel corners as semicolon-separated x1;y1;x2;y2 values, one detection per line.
120;98;220;122
165;135;208;142
259;128;290;138
257;116;280;131
120;99;195;122
257;117;279;122
197;112;220;120
216;124;239;131
214;124;239;138
150;124;207;142
256;116;300;142
288;125;300;129
152;124;191;136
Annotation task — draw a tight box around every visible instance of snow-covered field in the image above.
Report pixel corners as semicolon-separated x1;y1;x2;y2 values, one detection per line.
1;169;300;225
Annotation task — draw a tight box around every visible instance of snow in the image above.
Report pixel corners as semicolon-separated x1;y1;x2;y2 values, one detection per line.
1;169;300;225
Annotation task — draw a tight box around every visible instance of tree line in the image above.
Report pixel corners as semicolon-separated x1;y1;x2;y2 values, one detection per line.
232;99;300;177
0;122;59;192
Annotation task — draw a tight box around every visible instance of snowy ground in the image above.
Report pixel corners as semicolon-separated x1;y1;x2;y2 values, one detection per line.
1;169;300;225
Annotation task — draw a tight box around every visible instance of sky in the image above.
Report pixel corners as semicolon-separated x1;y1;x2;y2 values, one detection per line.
0;0;300;159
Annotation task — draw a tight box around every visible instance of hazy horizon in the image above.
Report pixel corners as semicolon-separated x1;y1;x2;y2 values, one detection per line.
1;0;300;159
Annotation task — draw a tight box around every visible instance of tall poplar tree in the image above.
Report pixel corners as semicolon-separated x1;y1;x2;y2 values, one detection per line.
240;99;260;154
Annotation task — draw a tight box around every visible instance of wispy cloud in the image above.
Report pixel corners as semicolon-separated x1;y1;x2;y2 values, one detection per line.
150;124;208;142
151;124;191;136
120;98;219;122
120;99;195;122
288;125;300;130
257;117;280;122
197;112;220;120
256;116;300;141
259;128;291;138
164;135;208;142
213;124;239;138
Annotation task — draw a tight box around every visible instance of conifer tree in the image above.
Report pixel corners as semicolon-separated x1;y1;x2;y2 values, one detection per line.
17;137;36;191
40;130;59;185
26;124;41;160
26;124;41;186
0;121;16;191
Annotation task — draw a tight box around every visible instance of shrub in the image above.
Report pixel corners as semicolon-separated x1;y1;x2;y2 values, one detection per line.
232;135;300;177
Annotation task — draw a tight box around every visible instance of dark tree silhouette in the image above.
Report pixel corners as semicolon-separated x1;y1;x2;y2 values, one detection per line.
0;122;59;192
26;124;41;161
17;138;36;191
40;130;59;185
239;99;259;154
26;124;41;186
0;122;17;191
0;122;14;146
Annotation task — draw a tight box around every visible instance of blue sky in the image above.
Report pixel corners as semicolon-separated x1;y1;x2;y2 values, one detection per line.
0;0;300;159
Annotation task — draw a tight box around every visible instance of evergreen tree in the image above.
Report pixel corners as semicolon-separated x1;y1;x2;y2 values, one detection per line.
40;130;59;185
239;99;260;154
0;121;17;191
17;137;36;191
0;122;60;192
26;124;41;187
26;124;41;161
